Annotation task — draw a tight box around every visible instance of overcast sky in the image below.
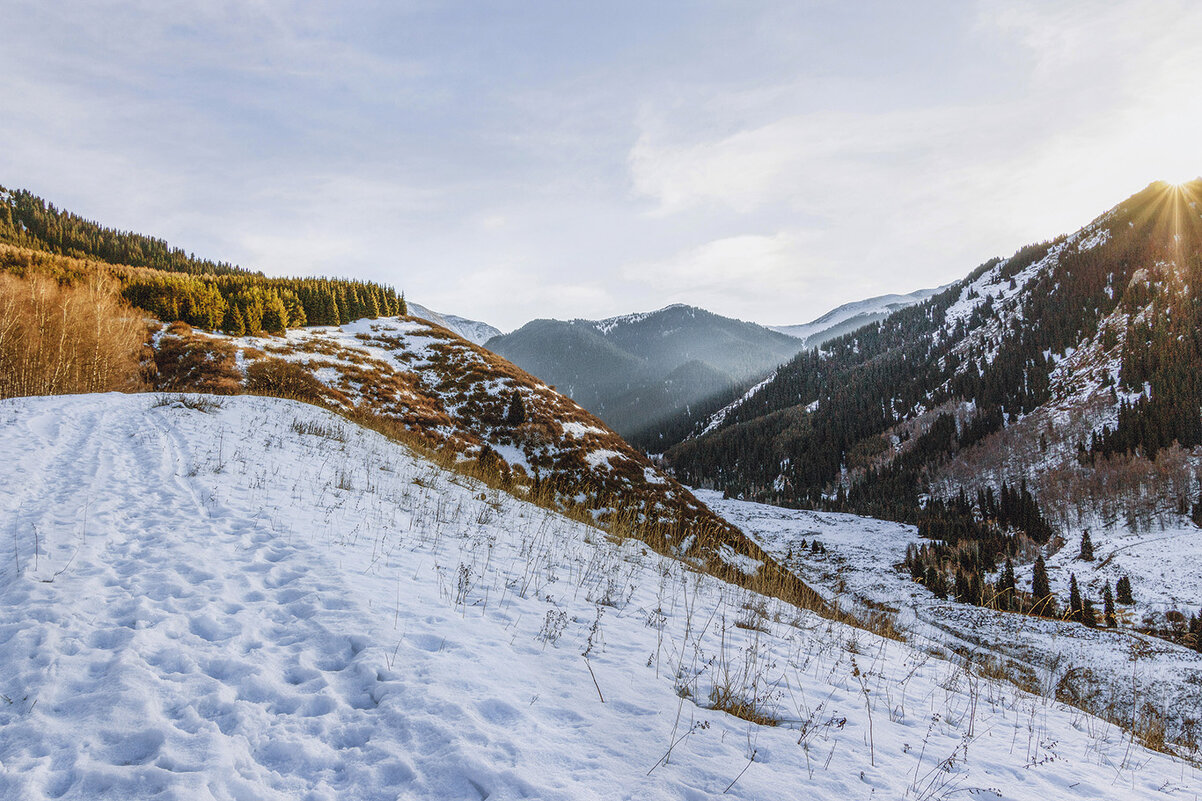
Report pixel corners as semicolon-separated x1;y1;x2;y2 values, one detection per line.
2;1;1200;331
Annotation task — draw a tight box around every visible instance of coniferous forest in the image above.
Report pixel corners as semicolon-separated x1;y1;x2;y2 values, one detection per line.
0;186;405;336
667;180;1202;621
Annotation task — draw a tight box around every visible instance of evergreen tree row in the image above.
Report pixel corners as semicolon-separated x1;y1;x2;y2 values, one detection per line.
121;271;405;335
0;186;245;275
0;186;406;334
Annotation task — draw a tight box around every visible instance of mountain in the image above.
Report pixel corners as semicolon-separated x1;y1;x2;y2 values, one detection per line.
771;285;950;348
0;187;822;609
485;304;806;444
407;301;501;345
150;316;821;608
667;180;1202;631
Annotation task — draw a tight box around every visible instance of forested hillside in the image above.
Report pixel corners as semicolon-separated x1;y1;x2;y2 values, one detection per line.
0;186;404;335
668;180;1202;617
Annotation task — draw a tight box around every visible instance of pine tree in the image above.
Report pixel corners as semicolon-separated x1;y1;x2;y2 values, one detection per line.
1078;529;1094;561
1032;553;1051;614
1082;598;1098;628
1103;581;1116;627
997;558;1016;610
222;304;246;336
505;390;527;426
1068;573;1083;622
1116;574;1134;605
262;293;289;336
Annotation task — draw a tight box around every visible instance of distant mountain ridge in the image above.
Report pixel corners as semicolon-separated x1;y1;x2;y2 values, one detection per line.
669;180;1202;537
485;304;806;444
771;285;950;348
407;301;500;345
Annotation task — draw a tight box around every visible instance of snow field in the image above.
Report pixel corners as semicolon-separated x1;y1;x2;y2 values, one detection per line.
0;394;1197;799
702;490;1202;753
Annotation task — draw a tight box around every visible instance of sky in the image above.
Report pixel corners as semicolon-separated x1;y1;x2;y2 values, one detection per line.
2;0;1200;332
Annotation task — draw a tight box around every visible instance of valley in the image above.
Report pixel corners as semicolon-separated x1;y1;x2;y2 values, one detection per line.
2;182;1202;798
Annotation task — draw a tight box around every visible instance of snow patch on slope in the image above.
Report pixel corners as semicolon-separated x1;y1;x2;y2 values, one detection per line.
407;301;501;345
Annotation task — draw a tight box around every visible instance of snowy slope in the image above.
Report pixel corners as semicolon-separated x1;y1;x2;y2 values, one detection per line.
407;302;501;345
0;393;1197;800
771;285;948;346
698;490;1202;748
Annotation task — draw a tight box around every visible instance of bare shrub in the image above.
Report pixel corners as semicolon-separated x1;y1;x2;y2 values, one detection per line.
154;330;242;394
246;358;346;406
0;272;145;398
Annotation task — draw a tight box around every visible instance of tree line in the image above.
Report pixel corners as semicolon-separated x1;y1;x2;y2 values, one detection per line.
1;186;406;335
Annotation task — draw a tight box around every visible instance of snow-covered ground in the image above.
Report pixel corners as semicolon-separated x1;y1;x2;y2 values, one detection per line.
1;394;1198;799
1038;523;1202;615
771;285;949;345
406;302;502;345
699;490;1202;749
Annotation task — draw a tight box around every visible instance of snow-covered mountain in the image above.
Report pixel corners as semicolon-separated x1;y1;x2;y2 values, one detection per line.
406;301;501;345
669;180;1202;664
0;392;1191;799
486;304;805;442
149;315;817;603
771;285;950;348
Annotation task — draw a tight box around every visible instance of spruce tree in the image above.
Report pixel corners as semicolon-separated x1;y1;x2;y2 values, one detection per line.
505;390;527;426
1068;573;1083;622
1116;574;1134;605
997;558;1016;610
1103;581;1116;627
1081;598;1098;628
262;293;289;336
223;304;246;336
1032;553;1051;614
1078;529;1094;561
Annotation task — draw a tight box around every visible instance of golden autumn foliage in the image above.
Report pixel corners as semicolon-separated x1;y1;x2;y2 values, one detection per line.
0;272;146;398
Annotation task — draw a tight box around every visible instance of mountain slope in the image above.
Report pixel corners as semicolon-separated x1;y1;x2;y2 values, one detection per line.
771;285;949;348
407;301;501;345
0;393;1189;799
0;192;815;608
667;181;1202;627
486;304;805;442
145;315;823;608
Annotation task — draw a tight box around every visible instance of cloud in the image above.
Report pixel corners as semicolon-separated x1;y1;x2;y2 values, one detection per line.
4;0;1202;332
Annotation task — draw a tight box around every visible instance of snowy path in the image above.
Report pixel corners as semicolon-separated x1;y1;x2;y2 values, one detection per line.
0;395;1197;800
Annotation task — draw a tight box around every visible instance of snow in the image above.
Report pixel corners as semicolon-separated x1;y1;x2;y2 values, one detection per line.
643;466;667;485
561;421;609;439
1040;524;1202;613
584;448;623;470
593;304;690;335
700;371;778;435
771;285;950;343
1077;229;1111;252
698;489;1202;749
406;302;502;345
0;394;1197;800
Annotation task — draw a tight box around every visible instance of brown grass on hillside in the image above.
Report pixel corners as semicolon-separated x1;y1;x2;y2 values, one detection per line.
0;272;145;398
246;358;350;407
153;326;242;395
